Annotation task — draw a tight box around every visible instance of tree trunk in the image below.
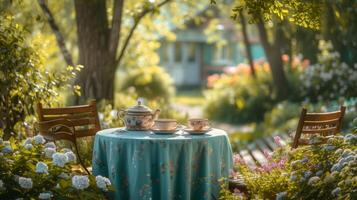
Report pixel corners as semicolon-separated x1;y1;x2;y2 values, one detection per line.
239;11;256;77
74;0;116;103
257;20;289;100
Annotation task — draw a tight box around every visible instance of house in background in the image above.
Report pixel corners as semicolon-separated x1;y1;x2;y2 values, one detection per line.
157;9;265;88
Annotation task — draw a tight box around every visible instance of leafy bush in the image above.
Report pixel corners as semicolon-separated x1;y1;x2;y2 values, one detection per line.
0;134;112;199
204;65;275;123
300;40;357;102
119;66;175;103
0;15;80;140
221;127;357;199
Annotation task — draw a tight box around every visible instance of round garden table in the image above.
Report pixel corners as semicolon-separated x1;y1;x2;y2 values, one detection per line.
92;128;233;200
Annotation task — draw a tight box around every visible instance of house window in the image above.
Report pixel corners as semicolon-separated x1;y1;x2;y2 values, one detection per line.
187;43;196;63
174;42;182;63
214;45;232;64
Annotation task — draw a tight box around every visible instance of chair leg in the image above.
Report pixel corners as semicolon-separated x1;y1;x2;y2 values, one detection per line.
73;140;91;175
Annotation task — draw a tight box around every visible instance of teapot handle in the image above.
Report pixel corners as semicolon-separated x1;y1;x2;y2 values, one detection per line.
152;109;160;120
117;109;126;127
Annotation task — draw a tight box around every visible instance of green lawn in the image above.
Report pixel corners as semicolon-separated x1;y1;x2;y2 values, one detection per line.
174;90;205;106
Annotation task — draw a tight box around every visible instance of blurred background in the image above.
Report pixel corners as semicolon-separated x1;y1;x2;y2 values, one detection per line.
1;0;356;155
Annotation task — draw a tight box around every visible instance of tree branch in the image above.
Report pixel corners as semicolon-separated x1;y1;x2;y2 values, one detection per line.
115;0;172;67
109;0;124;55
37;0;74;66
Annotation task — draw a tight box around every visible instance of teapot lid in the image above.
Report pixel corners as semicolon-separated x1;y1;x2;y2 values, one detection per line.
126;99;152;113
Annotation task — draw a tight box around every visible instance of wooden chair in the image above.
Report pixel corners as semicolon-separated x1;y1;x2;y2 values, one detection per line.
292;106;346;148
37;100;101;174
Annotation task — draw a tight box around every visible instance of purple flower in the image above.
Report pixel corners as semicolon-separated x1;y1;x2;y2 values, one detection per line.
263;150;272;160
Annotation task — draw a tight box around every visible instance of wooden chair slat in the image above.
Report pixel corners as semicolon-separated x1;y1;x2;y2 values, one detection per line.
304;111;342;121
301;126;338;134
43;113;93;121
303;118;340;126
41;105;94;115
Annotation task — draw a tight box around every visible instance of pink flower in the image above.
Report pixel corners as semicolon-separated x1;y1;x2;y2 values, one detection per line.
233;154;245;165
263;150;272;160
274;136;283;147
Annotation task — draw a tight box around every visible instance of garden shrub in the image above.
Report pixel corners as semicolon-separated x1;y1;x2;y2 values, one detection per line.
0;15;80;140
300;40;357;102
119;66;175;103
0;133;112;199
204;65;275;123
220;126;357;200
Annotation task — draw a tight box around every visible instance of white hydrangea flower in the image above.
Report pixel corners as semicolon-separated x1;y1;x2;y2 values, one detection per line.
18;177;33;189
34;135;46;145
3;141;10;146
36;162;49;174
0;179;4;189
23;138;33;146
39;192;52;199
24;144;33;150
52;153;68;167
44;142;56;149
72;175;90;190
45;148;56;158
95;175;111;191
65;151;76;163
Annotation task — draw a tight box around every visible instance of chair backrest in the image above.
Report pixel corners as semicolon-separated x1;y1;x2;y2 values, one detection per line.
37;100;101;142
292;106;346;148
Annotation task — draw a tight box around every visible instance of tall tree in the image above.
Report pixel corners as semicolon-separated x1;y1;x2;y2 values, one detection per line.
38;0;172;103
256;19;289;99
238;11;256;77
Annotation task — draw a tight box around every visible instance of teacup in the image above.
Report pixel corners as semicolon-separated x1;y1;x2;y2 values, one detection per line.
188;118;210;131
153;119;178;130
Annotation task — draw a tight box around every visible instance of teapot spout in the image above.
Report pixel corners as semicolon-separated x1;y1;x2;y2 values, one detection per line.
153;109;160;120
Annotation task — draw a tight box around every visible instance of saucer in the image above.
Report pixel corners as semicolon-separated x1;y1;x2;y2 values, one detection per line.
151;128;180;135
184;128;212;135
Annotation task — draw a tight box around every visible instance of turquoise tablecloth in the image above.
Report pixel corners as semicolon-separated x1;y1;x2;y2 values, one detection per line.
92;128;233;200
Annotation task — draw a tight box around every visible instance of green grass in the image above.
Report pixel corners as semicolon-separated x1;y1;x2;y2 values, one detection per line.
174;90;205;106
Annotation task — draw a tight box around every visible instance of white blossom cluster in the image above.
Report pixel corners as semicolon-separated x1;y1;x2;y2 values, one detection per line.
95;175;111;191
300;40;357;101
18;177;33;189
71;175;90;190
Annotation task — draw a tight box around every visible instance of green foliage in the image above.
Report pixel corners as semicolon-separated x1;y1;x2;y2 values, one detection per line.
204;66;275;123
212;0;322;29
299;40;357;102
119;66;175;103
0;15;80;139
0;134;112;199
